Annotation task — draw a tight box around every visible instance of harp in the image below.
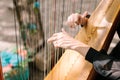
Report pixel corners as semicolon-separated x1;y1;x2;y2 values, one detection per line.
0;0;120;80
44;0;120;80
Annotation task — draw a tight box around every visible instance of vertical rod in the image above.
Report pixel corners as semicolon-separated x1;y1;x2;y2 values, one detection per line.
0;59;3;80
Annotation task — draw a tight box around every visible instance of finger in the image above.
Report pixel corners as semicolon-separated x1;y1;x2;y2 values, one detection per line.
53;41;61;48
47;36;57;43
81;11;88;18
74;21;79;25
48;32;64;43
65;22;76;28
47;38;53;43
48;32;62;39
53;41;57;47
74;13;80;21
54;40;66;49
72;13;82;25
66;15;77;27
52;33;60;37
67;15;74;22
64;21;72;27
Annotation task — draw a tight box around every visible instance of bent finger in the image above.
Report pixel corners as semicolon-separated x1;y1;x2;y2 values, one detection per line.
82;11;88;18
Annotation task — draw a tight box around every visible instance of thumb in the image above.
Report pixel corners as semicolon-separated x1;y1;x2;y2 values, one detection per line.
82;11;88;18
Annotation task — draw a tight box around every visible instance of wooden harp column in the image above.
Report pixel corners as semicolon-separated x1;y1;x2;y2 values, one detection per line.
45;0;120;80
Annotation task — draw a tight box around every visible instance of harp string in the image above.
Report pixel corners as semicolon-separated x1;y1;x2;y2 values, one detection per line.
13;1;21;80
13;0;45;80
13;0;26;80
55;0;60;70
46;0;49;75
47;1;50;72
44;0;48;77
30;1;34;80
53;0;57;68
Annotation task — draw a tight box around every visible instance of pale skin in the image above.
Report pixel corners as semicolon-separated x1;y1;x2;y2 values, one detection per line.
47;11;90;57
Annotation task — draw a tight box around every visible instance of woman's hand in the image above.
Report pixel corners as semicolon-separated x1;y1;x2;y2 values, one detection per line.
65;11;88;28
48;28;79;49
47;28;90;56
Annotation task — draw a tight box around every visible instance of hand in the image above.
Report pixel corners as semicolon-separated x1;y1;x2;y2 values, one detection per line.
65;11;88;28
48;28;77;49
47;28;90;56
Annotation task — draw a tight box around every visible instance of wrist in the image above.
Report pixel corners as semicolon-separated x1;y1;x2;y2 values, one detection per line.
73;42;90;57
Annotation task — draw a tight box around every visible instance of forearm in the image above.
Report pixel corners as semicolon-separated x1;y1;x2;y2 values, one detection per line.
73;42;90;57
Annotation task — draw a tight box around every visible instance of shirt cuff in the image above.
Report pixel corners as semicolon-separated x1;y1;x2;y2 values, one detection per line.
85;48;99;63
